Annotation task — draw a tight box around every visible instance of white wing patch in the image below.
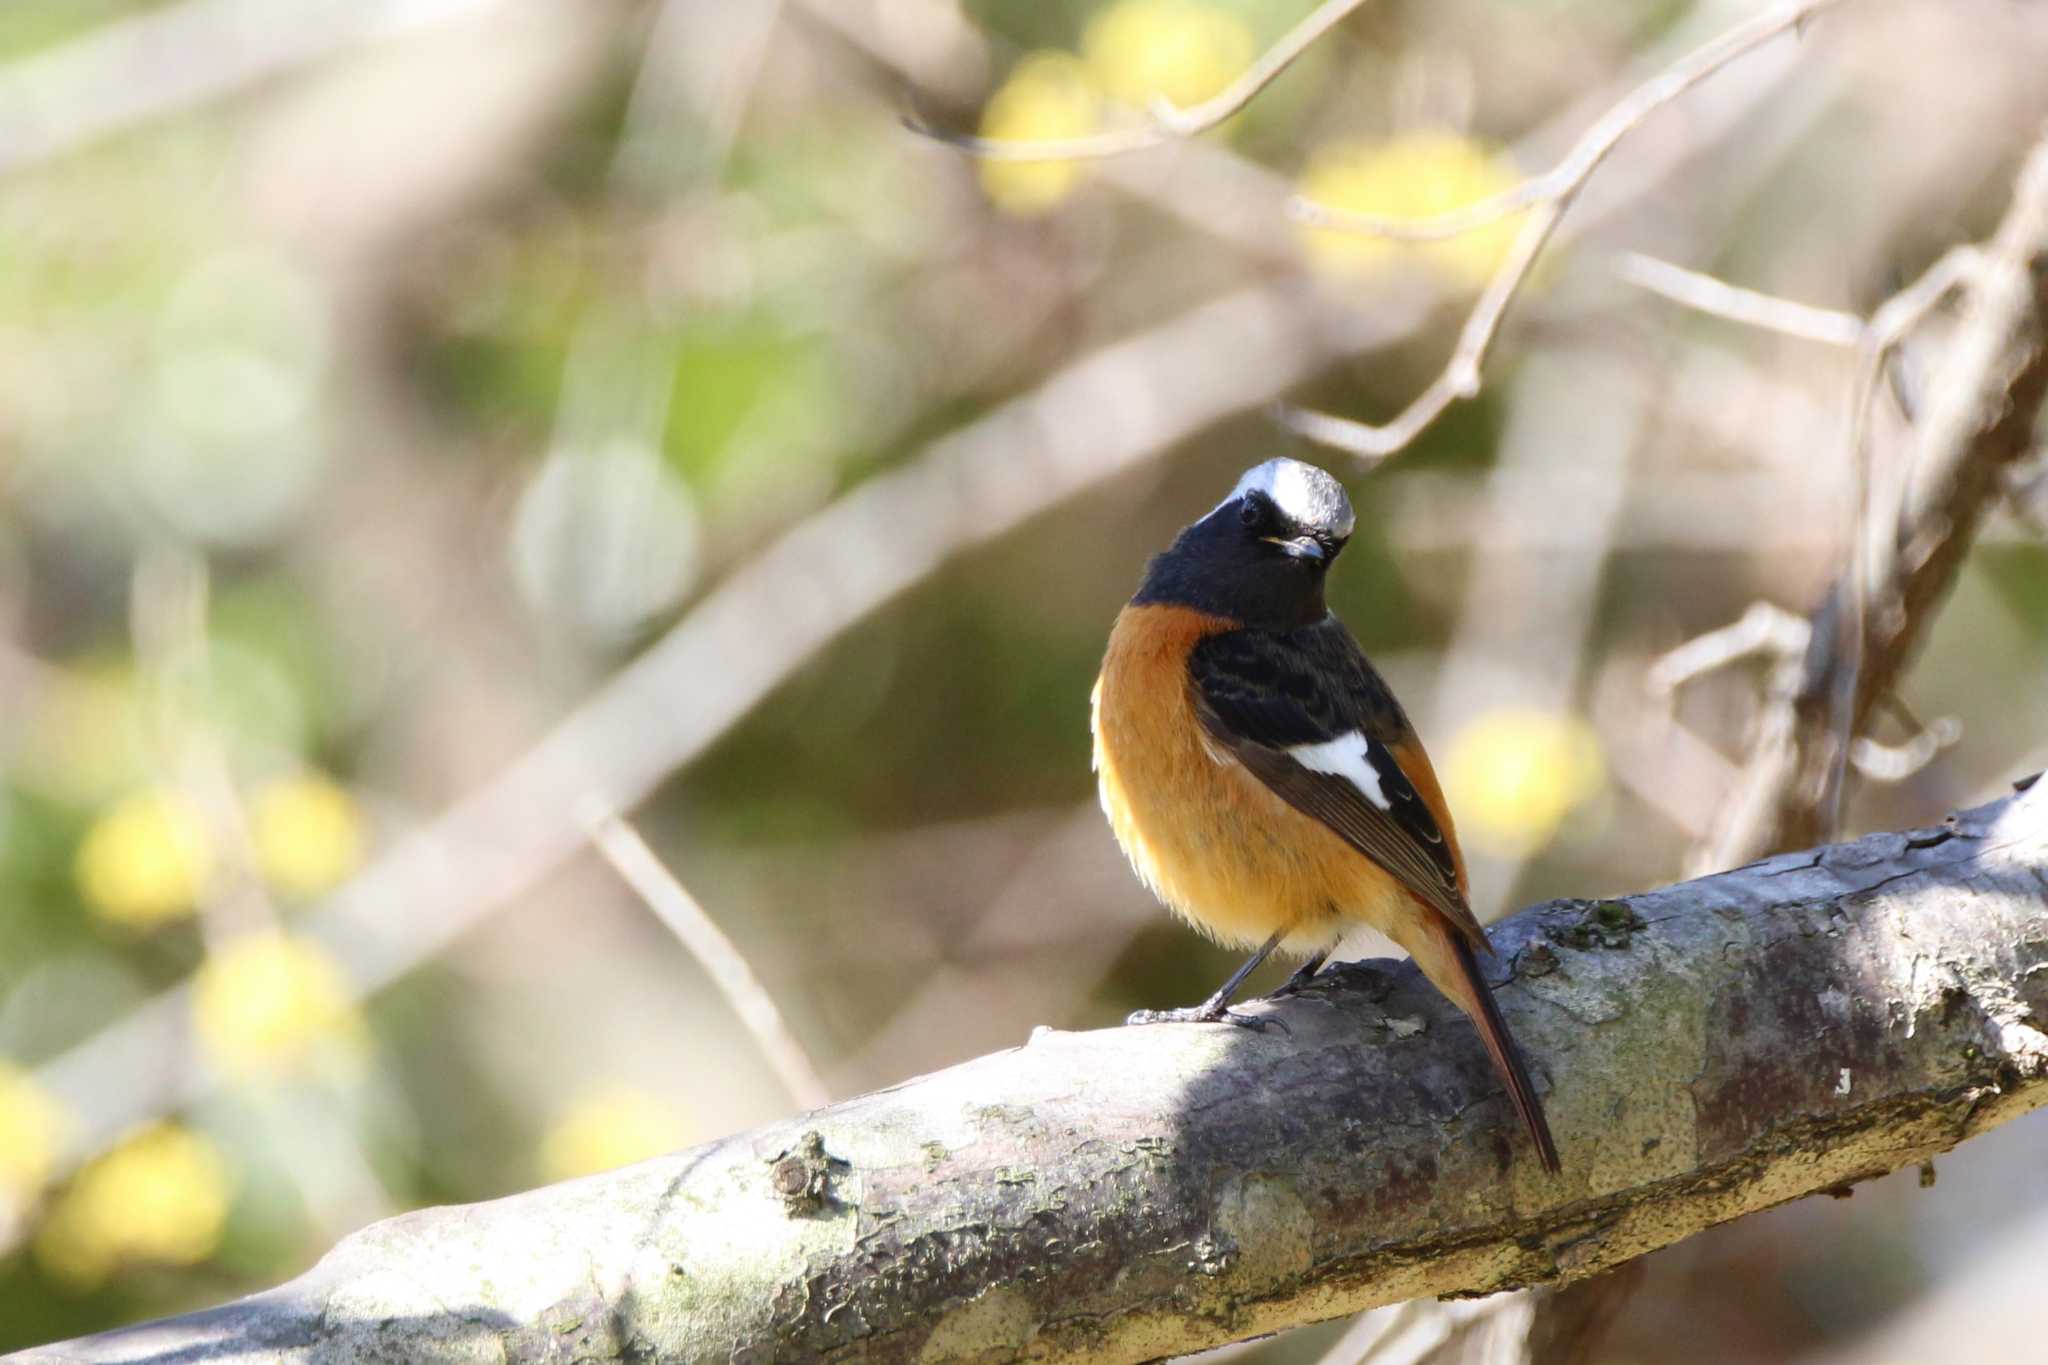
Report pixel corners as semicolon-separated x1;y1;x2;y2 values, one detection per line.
1285;730;1391;811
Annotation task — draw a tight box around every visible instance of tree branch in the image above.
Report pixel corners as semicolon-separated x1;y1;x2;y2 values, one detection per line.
902;0;1374;162
25;0;1831;1209
1697;127;2048;872
1276;0;1847;462
19;785;2048;1364
0;0;521;179
1615;250;1864;347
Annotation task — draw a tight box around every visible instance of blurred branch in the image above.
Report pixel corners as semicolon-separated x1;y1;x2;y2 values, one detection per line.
1521;1263;1649;1365
583;807;831;1112
22;0;1843;1224
19;788;2048;1363
1328;1295;1537;1365
1648;601;1812;696
903;0;1374;161
1851;716;1962;783
1824;246;1985;827
2008;450;2048;534
789;0;990;104
1615;251;1864;347
32;279;1396;1177
130;545;279;949
0;0;527;178
1394;345;1665;1365
1697;126;2048;872
1278;0;1846;462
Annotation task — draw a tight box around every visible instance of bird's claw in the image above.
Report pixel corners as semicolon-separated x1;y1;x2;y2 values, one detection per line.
1125;1005;1287;1034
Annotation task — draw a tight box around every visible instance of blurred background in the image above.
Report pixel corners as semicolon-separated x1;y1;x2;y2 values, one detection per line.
1;0;2046;1358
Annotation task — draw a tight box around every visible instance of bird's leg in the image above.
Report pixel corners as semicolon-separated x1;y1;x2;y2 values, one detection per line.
1270;948;1331;998
1127;930;1285;1031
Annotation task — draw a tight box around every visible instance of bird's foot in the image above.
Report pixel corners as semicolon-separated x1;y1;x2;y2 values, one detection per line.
1267;951;1333;1000
1125;1004;1285;1033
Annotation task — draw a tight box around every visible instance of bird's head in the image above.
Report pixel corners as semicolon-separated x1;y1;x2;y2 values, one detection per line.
1133;458;1355;630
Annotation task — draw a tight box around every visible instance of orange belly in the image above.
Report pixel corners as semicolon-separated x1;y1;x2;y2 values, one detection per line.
1091;604;1413;953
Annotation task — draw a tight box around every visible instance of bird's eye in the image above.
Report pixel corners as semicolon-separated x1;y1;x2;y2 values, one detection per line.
1237;499;1262;527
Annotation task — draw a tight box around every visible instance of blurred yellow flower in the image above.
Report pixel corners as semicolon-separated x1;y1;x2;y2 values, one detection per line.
539;1086;691;1183
1441;707;1606;858
75;788;214;929
1296;133;1526;288
1083;0;1256;110
0;1063;70;1203
34;1123;231;1290
977;52;1102;216
250;772;365;899
192;932;364;1081
17;664;146;806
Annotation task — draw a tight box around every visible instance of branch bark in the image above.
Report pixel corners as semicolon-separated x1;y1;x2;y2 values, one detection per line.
18;783;2048;1364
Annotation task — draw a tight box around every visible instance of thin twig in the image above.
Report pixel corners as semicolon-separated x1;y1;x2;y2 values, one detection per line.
130;545;279;950
1647;601;1812;696
584;808;832;1112
1850;716;1961;783
1288;176;1554;241
1276;208;1556;460
1611;249;1947;786
1278;0;1847;462
902;0;1374;162
1698;129;2048;871
1615;250;1864;347
1614;245;1979;833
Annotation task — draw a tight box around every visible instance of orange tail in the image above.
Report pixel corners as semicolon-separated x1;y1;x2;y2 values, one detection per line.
1446;933;1560;1173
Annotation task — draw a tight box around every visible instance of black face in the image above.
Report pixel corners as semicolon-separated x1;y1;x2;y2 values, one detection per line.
1231;486;1348;563
1132;484;1352;632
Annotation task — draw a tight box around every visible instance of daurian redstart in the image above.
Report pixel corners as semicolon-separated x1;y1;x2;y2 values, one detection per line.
1091;458;1560;1172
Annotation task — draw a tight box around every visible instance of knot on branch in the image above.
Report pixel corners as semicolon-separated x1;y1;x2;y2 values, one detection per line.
769;1130;846;1216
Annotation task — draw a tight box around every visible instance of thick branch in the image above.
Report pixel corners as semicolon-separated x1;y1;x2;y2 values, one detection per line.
1699;128;2048;870
18;785;2048;1364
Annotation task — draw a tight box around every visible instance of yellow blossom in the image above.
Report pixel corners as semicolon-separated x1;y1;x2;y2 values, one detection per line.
1082;0;1256;110
1296;132;1527;289
1440;707;1606;858
250;772;365;899
75;787;213;929
192;932;364;1081
539;1087;691;1183
16;664;146;806
34;1123;231;1289
0;1063;70;1203
977;52;1102;217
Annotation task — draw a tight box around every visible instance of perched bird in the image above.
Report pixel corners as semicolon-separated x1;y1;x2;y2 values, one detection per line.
1091;457;1559;1172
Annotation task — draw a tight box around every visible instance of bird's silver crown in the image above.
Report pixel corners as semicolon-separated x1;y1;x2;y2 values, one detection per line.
1223;458;1355;538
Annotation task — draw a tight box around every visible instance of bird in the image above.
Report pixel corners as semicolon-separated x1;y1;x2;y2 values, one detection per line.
1090;457;1560;1173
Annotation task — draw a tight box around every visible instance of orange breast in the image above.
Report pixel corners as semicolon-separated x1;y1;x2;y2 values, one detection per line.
1091;604;1412;952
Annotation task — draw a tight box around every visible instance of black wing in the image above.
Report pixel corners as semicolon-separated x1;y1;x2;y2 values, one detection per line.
1189;617;1481;942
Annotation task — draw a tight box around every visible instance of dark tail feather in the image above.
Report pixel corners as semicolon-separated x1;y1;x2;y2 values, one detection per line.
1450;935;1561;1174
